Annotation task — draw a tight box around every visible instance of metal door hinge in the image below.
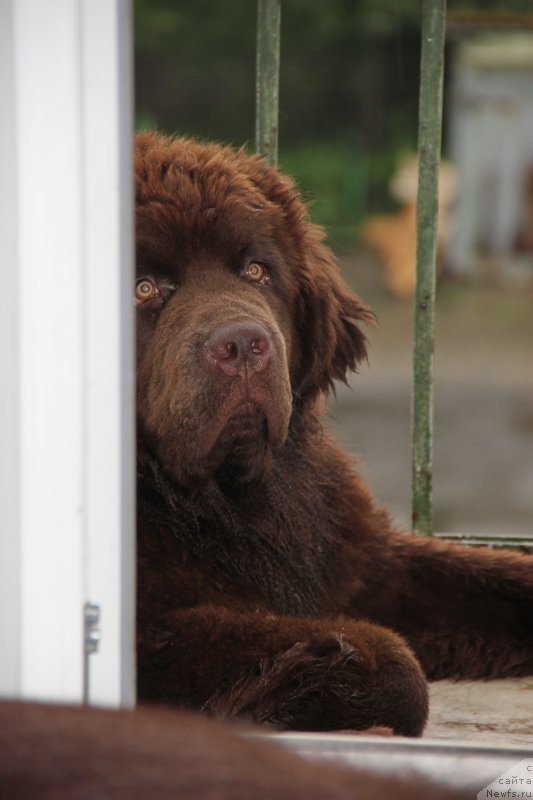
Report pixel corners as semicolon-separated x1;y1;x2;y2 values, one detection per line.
84;603;101;655
83;602;101;703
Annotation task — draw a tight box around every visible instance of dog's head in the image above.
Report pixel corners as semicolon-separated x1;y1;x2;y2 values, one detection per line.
135;132;372;486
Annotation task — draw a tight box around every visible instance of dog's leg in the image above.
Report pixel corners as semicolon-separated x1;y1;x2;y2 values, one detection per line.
348;533;533;679
137;605;428;735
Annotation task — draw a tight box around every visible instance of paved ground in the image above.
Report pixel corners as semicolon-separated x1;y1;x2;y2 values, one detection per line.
329;248;533;537
328;249;533;745
426;678;533;745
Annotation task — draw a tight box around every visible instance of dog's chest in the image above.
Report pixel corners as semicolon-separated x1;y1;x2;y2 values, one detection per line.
138;479;338;617
197;506;332;615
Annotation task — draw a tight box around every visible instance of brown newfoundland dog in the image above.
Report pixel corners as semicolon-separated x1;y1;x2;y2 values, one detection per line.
135;132;533;737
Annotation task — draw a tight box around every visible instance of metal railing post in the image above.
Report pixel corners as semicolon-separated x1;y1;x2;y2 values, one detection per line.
411;0;447;535
255;0;281;167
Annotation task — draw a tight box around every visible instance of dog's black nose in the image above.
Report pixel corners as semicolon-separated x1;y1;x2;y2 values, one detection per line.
204;321;273;377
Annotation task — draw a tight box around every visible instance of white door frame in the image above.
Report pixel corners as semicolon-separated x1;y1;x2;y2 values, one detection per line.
0;0;135;708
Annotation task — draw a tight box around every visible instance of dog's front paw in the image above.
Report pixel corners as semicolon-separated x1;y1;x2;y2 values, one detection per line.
205;633;428;736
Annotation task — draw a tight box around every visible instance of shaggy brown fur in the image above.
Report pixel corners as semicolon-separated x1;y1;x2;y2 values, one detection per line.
0;702;468;800
136;132;533;737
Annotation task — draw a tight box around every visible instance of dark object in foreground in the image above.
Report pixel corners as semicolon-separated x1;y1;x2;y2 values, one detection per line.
0;701;467;800
135;132;533;737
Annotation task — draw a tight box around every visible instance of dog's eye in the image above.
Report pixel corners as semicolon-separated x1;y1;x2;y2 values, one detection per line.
245;262;270;285
135;278;159;305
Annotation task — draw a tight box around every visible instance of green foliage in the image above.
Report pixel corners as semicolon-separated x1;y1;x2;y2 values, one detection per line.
278;141;413;248
134;0;422;148
134;0;533;234
281;144;367;227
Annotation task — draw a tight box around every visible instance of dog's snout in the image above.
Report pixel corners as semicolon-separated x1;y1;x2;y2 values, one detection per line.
205;321;273;377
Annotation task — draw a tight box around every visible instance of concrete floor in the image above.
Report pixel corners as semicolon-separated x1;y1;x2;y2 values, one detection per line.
329;250;533;537
328;250;533;746
427;678;533;745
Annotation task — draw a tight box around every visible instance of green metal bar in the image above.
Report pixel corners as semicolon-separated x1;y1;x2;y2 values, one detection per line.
411;0;447;536
435;532;533;551
255;0;281;166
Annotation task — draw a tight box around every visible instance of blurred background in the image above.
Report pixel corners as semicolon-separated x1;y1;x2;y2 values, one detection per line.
134;0;533;536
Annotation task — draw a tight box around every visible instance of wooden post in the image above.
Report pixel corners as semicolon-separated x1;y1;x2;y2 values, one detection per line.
255;0;281;167
411;0;446;535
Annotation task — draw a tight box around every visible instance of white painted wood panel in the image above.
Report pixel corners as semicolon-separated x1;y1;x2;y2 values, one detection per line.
0;0;134;707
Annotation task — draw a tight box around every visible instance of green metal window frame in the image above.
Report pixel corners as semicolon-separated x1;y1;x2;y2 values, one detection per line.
411;0;446;537
255;0;281;167
255;0;532;550
255;0;445;536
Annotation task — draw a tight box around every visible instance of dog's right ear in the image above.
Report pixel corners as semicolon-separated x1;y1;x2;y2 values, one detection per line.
293;226;375;403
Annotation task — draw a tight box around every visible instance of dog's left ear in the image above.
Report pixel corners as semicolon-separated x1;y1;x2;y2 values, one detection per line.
293;226;375;402
242;153;374;402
